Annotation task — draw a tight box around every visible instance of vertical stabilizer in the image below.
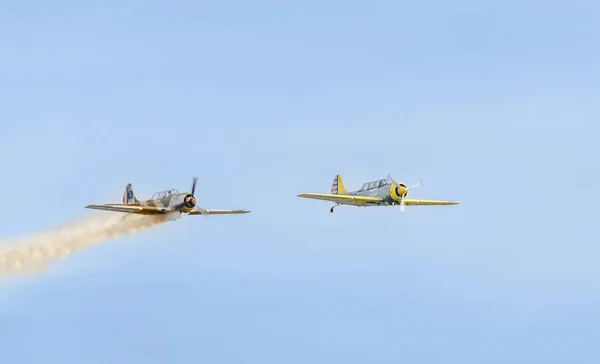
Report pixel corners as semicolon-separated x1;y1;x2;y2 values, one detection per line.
330;174;348;194
122;183;139;204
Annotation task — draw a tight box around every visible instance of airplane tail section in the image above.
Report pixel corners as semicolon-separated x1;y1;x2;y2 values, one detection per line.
330;174;348;194
122;183;140;204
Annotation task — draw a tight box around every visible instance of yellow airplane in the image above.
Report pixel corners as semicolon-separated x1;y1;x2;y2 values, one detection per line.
298;174;460;213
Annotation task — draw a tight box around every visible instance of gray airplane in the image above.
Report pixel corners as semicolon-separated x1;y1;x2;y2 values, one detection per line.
86;177;251;216
298;174;460;213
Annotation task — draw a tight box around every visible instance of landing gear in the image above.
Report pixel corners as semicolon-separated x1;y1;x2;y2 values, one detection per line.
330;206;335;213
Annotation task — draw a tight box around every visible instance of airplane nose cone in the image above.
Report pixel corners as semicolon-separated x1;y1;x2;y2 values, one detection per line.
397;186;408;196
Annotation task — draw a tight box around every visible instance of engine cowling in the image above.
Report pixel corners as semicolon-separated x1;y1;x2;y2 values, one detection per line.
184;194;196;208
389;183;408;201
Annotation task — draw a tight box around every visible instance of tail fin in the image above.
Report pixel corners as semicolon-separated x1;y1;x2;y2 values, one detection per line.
122;183;139;204
330;174;348;194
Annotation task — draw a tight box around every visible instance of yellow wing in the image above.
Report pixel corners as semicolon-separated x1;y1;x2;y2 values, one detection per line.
402;199;460;206
188;208;251;215
85;204;167;215
297;193;382;206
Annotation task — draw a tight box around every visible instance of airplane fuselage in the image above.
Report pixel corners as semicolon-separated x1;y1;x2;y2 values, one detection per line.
346;182;408;206
136;192;197;213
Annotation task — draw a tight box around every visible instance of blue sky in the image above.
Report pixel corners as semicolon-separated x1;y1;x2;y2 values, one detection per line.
1;0;599;362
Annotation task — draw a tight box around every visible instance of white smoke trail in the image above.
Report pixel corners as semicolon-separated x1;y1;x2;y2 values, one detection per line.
0;212;182;276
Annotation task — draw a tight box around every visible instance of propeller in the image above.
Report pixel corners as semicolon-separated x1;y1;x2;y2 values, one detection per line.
191;176;197;195
386;174;423;214
188;177;210;216
182;177;199;210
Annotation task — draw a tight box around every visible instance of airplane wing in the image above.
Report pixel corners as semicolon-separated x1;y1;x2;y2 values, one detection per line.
402;199;460;206
297;193;382;206
187;208;251;215
85;204;167;215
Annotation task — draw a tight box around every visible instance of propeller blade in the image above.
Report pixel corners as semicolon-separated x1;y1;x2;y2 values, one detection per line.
386;174;401;188
387;174;418;215
191;177;197;195
408;180;423;190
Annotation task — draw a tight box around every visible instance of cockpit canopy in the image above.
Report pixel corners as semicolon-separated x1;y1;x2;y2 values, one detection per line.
358;179;390;191
151;189;180;200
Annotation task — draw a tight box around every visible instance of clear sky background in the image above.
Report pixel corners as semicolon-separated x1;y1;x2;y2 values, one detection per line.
1;0;599;363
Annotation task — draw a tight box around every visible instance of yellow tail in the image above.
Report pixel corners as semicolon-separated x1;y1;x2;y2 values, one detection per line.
330;174;348;194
